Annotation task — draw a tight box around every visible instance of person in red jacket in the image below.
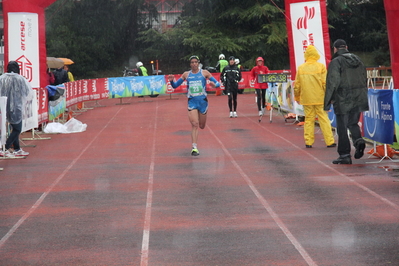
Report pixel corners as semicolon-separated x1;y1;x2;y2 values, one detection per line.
250;57;270;116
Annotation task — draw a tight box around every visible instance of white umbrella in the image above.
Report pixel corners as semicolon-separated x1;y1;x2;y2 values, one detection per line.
47;57;64;69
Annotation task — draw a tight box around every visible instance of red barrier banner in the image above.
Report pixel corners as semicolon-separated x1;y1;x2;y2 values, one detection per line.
35;87;48;124
64;78;109;107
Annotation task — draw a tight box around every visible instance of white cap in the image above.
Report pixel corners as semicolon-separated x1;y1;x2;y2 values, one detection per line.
219;54;225;60
136;61;143;67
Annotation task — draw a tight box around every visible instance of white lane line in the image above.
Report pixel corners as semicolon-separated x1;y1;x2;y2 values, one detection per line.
207;125;318;266
0;107;124;249
140;101;158;266
252;116;399;212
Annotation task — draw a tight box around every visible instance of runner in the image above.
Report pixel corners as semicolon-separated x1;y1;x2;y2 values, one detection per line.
168;55;220;156
250;57;270;116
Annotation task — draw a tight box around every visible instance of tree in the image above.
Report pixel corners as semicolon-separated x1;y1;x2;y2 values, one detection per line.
45;0;389;78
327;0;389;66
46;0;157;78
138;0;288;72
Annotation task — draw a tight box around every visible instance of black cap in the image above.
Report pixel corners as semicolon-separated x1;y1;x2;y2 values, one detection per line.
229;56;235;61
333;39;347;48
7;61;20;74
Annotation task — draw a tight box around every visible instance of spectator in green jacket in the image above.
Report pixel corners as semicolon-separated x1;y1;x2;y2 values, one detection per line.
215;54;228;72
136;62;148;76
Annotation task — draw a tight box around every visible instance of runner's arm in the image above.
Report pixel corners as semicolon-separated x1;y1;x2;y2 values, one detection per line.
203;70;220;88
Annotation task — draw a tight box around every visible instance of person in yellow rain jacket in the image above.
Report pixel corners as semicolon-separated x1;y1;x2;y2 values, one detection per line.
63;65;74;82
294;45;336;149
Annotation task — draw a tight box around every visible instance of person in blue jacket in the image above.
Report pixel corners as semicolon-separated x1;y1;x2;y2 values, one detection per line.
168;55;220;156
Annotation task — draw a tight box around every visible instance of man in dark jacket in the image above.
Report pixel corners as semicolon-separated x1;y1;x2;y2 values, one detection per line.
324;39;369;164
53;66;69;85
221;56;242;118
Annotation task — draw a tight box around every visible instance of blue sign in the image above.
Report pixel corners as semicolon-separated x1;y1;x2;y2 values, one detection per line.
108;76;166;98
363;89;394;144
327;105;336;128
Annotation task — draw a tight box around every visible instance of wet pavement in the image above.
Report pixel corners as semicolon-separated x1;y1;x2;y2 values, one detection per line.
1;93;399;266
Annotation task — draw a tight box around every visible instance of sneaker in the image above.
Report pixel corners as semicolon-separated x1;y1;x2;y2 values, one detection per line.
233;112;237;118
306;145;312;148
191;148;199;156
13;149;29;156
0;150;15;158
332;156;352;164
229;111;233;118
259;111;263;116
327;143;337;148
354;141;366;159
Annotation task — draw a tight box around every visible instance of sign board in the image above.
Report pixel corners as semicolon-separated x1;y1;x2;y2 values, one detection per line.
258;74;288;83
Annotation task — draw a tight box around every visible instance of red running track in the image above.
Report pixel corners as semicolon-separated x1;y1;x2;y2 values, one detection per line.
1;93;399;266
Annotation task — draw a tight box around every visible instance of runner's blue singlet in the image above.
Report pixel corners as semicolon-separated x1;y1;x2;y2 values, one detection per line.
186;69;207;98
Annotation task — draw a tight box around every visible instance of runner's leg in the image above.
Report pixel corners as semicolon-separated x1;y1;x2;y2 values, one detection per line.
188;109;199;144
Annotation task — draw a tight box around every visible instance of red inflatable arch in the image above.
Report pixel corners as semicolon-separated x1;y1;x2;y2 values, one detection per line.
384;0;399;88
3;0;56;89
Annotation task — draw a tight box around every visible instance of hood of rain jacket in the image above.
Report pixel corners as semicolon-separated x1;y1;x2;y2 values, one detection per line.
0;71;33;124
294;45;327;105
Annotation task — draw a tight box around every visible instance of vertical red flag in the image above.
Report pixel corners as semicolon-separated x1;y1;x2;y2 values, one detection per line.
383;0;399;89
285;0;330;80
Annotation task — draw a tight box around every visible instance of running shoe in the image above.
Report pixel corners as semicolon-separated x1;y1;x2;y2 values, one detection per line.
0;150;15;158
229;112;233;118
233;112;237;118
191;148;199;156
13;149;29;156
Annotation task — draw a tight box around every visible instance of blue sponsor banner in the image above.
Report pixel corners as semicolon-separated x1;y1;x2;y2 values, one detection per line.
108;76;166;98
363;89;394;144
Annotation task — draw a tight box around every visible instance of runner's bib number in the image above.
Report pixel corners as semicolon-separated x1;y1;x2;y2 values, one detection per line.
188;80;204;96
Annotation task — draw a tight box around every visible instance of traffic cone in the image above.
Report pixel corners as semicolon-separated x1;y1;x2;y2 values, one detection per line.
67;111;73;121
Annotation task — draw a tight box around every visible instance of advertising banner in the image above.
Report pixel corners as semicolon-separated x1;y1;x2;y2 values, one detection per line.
8;12;40;88
285;0;330;80
48;96;66;121
363;89;394;144
22;89;39;132
108;76;167;98
35;87;48;124
64;78;109;107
